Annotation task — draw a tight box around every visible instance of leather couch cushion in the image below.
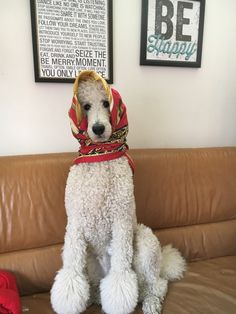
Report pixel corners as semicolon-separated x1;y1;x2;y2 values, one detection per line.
2;220;235;297
155;219;236;262
21;255;236;314
0;245;62;296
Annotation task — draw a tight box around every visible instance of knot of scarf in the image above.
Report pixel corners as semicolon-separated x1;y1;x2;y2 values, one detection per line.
68;71;134;172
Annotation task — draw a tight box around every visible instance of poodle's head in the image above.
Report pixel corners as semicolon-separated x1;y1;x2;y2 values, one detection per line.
77;78;112;143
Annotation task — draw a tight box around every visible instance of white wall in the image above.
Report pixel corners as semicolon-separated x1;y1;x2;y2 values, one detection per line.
0;0;236;156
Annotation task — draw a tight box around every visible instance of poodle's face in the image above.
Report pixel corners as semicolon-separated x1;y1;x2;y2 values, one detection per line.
77;79;112;143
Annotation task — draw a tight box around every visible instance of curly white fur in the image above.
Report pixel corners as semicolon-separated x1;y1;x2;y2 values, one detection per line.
50;78;186;314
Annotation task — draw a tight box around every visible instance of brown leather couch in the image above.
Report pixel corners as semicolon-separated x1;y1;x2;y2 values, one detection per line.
1;148;236;314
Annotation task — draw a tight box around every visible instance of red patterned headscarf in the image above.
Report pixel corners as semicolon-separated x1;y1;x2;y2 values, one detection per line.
69;70;134;172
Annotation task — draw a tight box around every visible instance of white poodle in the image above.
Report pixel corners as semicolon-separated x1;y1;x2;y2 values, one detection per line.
51;71;185;314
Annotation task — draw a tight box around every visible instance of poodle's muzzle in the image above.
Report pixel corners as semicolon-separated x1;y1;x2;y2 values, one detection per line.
87;109;112;143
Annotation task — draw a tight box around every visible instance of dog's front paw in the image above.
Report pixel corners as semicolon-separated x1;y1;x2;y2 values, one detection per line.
50;268;90;314
142;295;162;314
100;270;138;314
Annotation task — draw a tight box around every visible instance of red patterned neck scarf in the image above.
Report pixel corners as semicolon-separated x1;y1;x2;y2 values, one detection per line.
68;71;134;172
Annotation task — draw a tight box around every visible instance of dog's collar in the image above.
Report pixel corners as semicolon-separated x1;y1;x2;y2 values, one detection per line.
68;71;134;172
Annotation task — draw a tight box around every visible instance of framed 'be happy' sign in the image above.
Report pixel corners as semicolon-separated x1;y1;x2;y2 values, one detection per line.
140;0;205;67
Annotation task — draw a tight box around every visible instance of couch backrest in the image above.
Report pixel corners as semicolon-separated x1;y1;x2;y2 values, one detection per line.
0;148;236;296
132;148;236;262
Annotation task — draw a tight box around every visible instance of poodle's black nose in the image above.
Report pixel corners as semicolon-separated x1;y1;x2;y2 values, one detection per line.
92;123;105;135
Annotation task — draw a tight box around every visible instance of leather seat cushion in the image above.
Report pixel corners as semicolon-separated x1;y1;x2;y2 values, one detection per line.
21;255;236;314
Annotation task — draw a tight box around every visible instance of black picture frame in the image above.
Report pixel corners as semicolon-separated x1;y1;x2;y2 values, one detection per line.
30;0;113;83
140;0;205;67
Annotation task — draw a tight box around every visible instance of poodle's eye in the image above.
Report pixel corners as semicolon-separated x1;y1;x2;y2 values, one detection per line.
83;103;91;111
103;100;110;108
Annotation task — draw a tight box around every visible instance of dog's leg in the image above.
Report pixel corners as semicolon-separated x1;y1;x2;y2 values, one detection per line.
87;250;105;306
100;202;138;314
133;224;168;314
50;219;89;314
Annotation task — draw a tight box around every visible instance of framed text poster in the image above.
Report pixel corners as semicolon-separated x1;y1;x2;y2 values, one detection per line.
30;0;113;83
140;0;205;67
